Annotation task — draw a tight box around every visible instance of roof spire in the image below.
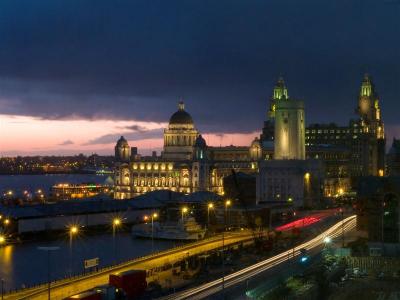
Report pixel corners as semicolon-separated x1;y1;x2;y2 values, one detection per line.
178;100;185;111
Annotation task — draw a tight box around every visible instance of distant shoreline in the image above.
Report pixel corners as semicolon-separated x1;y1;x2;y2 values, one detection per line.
0;171;104;175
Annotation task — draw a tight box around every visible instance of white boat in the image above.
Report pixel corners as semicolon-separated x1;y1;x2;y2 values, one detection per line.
132;217;206;241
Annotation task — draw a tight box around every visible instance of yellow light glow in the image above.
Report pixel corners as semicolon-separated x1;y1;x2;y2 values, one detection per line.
208;203;214;209
152;213;158;218
70;226;78;234
225;200;231;206
113;218;121;226
0;235;5;244
143;215;149;221
338;188;344;195
304;173;310;180
378;169;384;177
182;207;188;213
4;219;10;225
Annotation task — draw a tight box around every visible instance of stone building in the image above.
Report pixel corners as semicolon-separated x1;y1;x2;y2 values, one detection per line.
257;86;324;207
261;74;386;196
114;102;259;199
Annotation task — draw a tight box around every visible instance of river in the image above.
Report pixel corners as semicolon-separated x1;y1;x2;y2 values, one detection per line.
0;232;179;292
0;174;180;291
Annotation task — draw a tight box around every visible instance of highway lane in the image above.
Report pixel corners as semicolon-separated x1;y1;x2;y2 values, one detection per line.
3;231;257;300
158;215;357;300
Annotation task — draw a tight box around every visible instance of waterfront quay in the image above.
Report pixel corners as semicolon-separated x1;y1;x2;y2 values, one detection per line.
3;230;256;300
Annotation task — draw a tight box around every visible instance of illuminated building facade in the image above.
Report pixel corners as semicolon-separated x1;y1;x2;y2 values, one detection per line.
261;74;386;196
257;86;323;207
274;97;305;160
114;102;260;199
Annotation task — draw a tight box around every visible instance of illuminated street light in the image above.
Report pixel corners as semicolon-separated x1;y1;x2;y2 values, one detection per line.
113;218;121;227
151;213;158;253
112;218;122;263
4;219;10;226
225;200;231;229
324;236;332;244
68;226;78;276
181;207;188;222
0;235;5;245
207;203;214;229
69;226;78;235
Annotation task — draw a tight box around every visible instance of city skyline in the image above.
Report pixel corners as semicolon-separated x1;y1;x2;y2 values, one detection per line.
1;0;400;155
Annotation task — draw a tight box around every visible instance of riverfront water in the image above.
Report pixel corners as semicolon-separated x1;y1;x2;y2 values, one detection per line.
0;174;180;291
0;232;179;291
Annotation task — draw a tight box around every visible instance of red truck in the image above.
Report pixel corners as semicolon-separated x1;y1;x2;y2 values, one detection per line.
109;269;147;299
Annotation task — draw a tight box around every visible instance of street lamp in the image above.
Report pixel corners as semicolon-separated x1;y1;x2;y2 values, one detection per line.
151;213;158;253
225;200;231;229
37;246;60;300
112;218;121;263
181;207;188;223
1;278;4;300
3;219;10;226
207;203;214;229
222;200;231;296
69;226;78;275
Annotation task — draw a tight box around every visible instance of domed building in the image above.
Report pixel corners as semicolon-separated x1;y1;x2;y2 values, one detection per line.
163;101;199;160
113;101;262;199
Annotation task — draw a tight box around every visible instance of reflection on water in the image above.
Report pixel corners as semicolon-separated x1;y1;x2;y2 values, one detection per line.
0;245;13;278
0;232;178;291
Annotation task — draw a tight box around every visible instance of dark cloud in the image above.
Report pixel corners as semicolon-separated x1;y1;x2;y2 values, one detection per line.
85;129;164;145
124;125;149;133
0;0;399;134
59;140;74;146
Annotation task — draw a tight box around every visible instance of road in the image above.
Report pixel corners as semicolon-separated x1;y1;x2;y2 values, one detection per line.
3;231;256;300
158;215;357;300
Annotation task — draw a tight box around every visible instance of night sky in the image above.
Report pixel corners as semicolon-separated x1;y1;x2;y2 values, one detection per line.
0;0;399;155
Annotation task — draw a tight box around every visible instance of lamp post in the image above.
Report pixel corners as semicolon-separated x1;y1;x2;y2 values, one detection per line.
112;218;121;262
207;203;214;229
324;236;331;249
151;213;158;253
221;199;231;296
69;226;78;275
1;278;4;300
225;200;231;229
181;207;188;223
37;246;60;300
